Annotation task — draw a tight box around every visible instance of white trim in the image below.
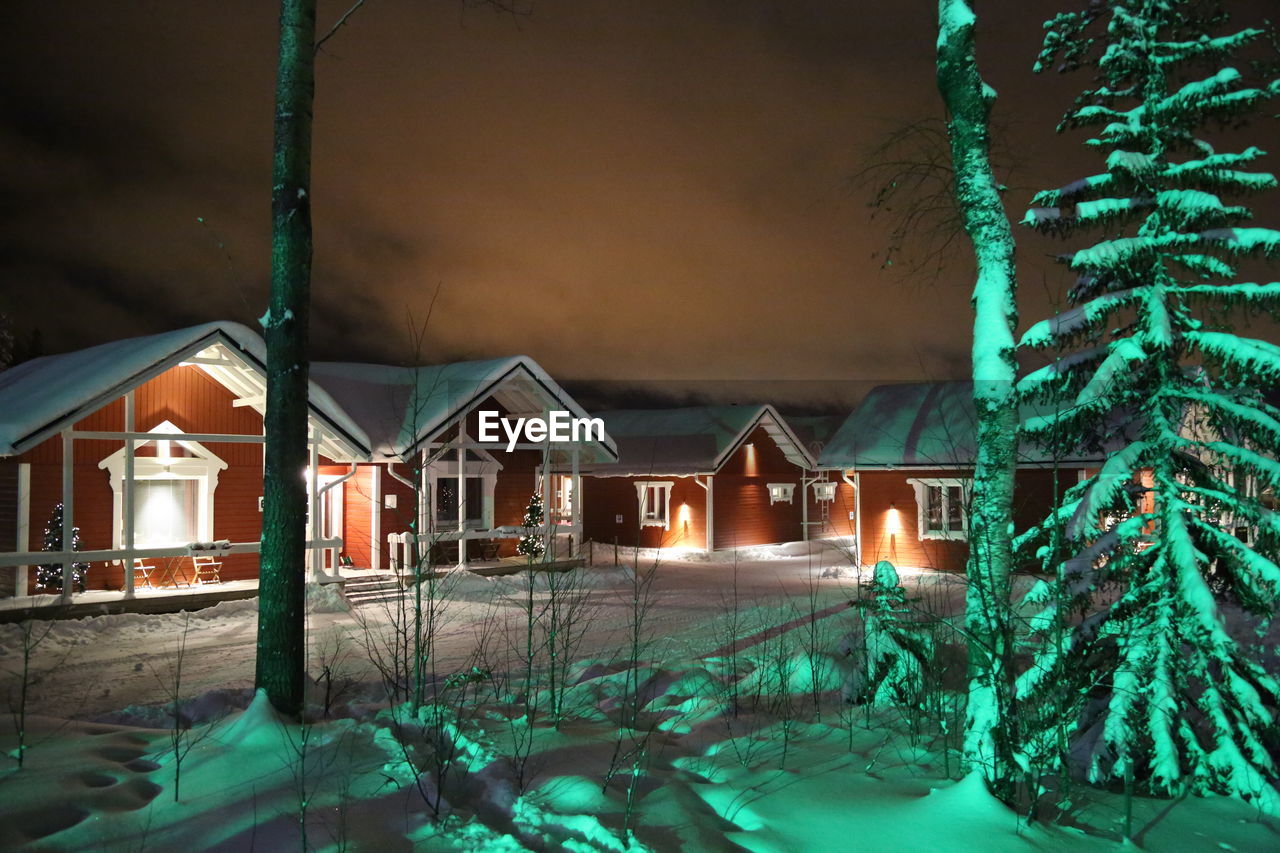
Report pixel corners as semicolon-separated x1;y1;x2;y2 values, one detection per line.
812;481;836;502
767;482;795;505
635;480;674;529
99;420;227;551
426;446;501;531
906;477;970;541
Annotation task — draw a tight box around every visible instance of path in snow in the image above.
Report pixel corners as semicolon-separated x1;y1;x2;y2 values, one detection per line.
1;545;979;720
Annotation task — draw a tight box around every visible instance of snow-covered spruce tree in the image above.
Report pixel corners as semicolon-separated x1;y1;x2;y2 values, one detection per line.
848;561;935;710
517;492;545;560
36;502;88;592
937;0;1023;801
1018;1;1280;809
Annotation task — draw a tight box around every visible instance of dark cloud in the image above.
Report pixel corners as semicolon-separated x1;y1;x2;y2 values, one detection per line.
1;0;1276;402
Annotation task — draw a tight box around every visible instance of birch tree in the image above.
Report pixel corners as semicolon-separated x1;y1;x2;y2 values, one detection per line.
936;0;1023;801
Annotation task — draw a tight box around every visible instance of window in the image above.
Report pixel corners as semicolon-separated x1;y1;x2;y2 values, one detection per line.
553;474;574;522
425;447;501;531
99;421;226;549
635;481;673;529
812;482;836;502
907;478;969;540
134;479;198;546
768;483;795;505
435;477;485;526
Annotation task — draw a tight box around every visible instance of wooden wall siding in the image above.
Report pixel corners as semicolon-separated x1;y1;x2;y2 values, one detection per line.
857;470;967;571
581;475;707;550
13;364;267;591
857;468;1069;572
806;478;857;540
711;425;804;548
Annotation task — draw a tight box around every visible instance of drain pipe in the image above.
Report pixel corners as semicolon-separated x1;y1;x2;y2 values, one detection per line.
841;470;861;568
313;462;356;582
694;474;713;552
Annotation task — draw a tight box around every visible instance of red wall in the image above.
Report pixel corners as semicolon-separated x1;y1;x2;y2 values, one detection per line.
581;475;707;549
857;467;1070;572
581;423;808;551
711;425;805;549
14;364;265;590
805;476;857;540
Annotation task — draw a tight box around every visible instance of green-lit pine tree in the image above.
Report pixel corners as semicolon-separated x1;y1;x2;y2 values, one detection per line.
849;561;934;710
517;492;545;560
1016;0;1280;811
36;502;88;592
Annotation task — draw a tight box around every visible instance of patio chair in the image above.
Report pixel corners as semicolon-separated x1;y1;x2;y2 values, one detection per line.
192;555;222;585
133;559;158;589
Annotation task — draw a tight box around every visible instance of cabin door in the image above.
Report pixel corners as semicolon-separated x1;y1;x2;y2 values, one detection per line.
317;477;345;569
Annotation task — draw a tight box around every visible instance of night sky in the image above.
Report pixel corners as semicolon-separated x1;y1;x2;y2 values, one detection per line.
2;1;1277;409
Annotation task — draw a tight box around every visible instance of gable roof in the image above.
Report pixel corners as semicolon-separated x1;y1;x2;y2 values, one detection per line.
818;381;1106;470
580;404;812;477
0;322;370;459
309;356;617;462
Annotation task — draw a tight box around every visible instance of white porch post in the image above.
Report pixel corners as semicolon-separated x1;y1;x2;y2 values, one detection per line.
419;449;428;559
123;390;136;599
16;463;30;597
308;430;320;582
570;447;580;556
60;428;74;603
705;474;715;552
541;450;553;561
457;439;467;570
854;471;863;568
801;475;810;543
371;464;381;571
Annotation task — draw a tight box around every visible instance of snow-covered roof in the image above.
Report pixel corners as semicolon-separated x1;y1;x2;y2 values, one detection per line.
818;381;1106;470
309;356;617;463
783;414;845;455
0;322;370;460
580;404;812;476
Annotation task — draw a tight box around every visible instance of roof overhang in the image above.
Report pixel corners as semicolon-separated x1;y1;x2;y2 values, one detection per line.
712;405;815;472
408;357;618;464
3;326;371;461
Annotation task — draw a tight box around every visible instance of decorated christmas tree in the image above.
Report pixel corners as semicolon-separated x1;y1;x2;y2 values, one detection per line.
517;492;545;560
37;502;89;592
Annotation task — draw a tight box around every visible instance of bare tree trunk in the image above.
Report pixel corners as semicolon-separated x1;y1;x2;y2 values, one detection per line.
256;0;316;718
936;0;1019;802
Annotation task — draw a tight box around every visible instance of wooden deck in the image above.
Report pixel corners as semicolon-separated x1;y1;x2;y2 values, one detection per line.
0;581;262;624
0;557;589;622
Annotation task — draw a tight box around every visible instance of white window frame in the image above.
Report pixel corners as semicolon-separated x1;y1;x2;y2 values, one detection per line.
426;447;502;531
553;473;574;522
907;477;970;541
767;482;795;505
635;481;674;529
99;420;227;549
812;482;837;502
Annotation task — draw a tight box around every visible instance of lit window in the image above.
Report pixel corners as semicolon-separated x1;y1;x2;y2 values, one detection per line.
635;481;674;529
768;483;795;505
554;474;574;521
99;422;226;549
907;478;969;541
812;482;836;502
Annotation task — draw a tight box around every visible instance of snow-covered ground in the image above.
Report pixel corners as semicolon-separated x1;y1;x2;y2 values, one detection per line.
1;545;1276;851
